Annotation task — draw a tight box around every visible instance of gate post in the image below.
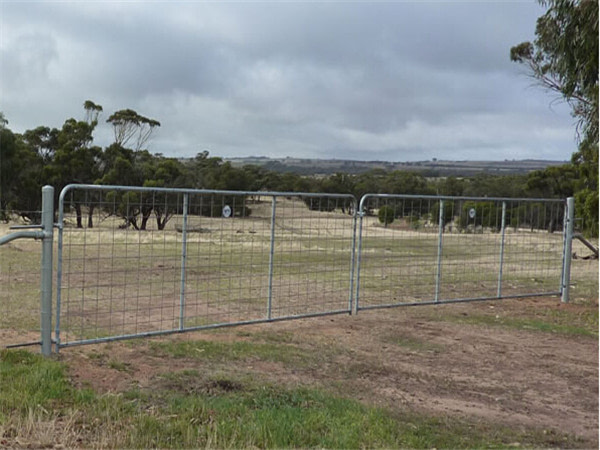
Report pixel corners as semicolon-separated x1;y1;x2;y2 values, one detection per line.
40;186;54;356
561;197;574;303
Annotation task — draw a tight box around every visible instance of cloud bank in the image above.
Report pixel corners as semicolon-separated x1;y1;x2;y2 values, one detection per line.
1;2;574;161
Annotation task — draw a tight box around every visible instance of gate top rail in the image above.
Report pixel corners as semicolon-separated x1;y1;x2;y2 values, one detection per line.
358;193;565;211
59;183;357;205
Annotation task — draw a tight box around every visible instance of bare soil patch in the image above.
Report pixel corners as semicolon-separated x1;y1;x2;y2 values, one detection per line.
61;296;598;447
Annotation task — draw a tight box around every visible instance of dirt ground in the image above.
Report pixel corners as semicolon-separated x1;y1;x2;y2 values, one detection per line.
60;296;599;447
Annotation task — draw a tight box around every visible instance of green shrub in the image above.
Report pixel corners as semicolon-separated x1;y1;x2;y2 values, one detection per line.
378;205;395;227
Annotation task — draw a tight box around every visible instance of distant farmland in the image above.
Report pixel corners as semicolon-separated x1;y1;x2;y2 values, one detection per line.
223;156;567;176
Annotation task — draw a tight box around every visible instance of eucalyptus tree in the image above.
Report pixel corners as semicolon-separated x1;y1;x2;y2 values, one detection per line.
22;126;59;164
83;100;103;126
106;109;161;151
511;0;598;234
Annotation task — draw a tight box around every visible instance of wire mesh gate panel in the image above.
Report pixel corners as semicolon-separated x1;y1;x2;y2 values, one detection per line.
355;195;566;310
56;185;357;348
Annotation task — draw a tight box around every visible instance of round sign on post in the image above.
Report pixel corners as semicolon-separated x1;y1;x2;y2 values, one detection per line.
469;208;476;219
222;205;232;218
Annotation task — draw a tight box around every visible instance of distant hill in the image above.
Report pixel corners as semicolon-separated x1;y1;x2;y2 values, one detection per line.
224;156;567;176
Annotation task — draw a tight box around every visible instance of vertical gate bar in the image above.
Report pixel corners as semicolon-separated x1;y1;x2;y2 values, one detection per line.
55;189;66;353
354;196;367;313
348;199;358;314
497;201;507;298
267;196;277;319
561;197;575;303
40;185;54;356
559;200;568;294
434;199;444;302
179;193;189;330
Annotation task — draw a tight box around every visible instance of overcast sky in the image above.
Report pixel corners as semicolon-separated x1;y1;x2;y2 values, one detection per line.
1;1;576;162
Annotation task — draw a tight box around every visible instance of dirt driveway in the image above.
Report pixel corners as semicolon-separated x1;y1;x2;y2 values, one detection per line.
64;296;598;447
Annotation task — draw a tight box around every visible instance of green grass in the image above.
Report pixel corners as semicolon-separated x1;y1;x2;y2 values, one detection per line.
0;350;88;417
129;372;406;449
243;329;297;344
149;338;318;367
0;350;586;449
446;311;598;337
382;332;445;353
108;360;133;372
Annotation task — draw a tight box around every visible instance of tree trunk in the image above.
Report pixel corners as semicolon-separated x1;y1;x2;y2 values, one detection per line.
140;207;152;230
75;203;83;228
128;216;139;230
156;211;171;230
87;204;95;228
140;215;149;231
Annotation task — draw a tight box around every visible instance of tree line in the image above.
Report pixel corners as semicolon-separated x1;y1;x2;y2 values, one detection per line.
0;101;591;234
0;0;596;235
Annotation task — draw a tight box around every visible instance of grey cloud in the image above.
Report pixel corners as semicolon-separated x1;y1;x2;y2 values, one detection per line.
1;31;58;90
0;1;575;163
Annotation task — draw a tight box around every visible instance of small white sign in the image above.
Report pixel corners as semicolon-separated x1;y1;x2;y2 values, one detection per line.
222;205;232;218
469;208;476;219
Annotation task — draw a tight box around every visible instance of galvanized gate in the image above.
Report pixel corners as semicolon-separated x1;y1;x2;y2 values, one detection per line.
355;194;572;311
54;184;357;350
1;185;577;354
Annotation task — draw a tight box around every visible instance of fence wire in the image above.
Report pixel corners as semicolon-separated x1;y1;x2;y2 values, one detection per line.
355;195;566;310
0;210;47;348
56;186;356;347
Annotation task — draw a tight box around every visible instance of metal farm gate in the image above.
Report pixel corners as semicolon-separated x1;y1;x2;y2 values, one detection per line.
54;185;357;350
0;185;577;355
355;194;572;310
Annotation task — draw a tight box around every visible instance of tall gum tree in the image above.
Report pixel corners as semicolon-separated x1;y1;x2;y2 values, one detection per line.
511;0;599;235
106;109;161;151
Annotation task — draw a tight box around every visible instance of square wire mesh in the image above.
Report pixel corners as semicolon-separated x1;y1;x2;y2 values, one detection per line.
356;195;566;309
269;195;355;318
57;187;356;346
58;189;186;344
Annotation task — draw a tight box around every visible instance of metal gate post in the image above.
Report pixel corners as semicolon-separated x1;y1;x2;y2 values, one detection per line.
561;197;575;303
40;186;54;356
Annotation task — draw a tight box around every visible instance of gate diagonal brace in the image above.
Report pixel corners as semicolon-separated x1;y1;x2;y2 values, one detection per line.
572;233;599;260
